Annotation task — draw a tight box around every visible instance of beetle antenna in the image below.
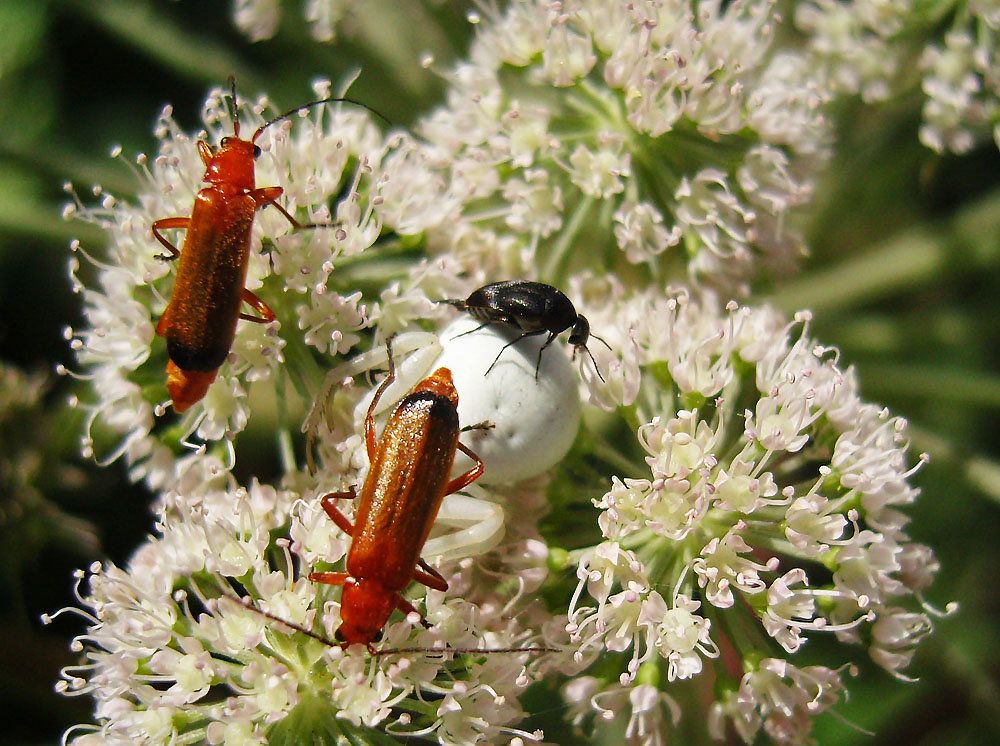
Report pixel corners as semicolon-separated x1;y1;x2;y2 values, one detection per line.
253;96;390;141
372;645;557;657
225;75;240;137
577;344;606;383
221;594;340;647
590;331;612;351
223;595;557;656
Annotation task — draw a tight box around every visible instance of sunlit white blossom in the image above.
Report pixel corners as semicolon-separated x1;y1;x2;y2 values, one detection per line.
55;3;956;744
48;458;547;745
558;292;943;743
418;0;832;293
233;0;357;42
797;0;1000;153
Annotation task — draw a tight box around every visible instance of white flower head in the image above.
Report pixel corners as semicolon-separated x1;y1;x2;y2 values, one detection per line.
796;0;1000;154
233;0;357;43
63;83;434;485
56;4;956;741
417;0;833;293
561;293;944;741
49;469;545;745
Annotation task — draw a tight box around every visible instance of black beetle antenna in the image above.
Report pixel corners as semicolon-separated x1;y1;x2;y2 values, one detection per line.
576;343;606;383
222;594;555;657
225;75;241;137
222;594;339;647
253;95;390;142
590;331;612;351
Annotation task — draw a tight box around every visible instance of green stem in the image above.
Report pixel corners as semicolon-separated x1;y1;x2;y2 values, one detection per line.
277;427;296;476
859;363;1000;408
770;189;1000;314
282;337;327;404
68;0;262;89
544;193;595;279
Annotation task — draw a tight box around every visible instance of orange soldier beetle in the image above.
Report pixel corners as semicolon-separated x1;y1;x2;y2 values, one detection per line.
151;78;384;412
307;341;488;649
220;344;554;656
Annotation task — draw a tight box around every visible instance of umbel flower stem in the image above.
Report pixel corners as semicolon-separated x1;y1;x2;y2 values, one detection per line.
772;188;1000;315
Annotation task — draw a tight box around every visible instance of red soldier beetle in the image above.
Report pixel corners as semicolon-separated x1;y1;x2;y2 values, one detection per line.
307;340;489;650
151;78;385;412
215;343;555;656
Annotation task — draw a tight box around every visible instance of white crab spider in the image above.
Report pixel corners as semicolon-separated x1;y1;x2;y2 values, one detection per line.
423;485;506;561
305;319;580;563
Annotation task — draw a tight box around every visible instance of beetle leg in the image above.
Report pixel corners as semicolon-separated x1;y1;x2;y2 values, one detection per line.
238;288;277;323
449;320;495;340
253;185;339;231
307;571;350;586
319;489;358;536
393;594;433;627
449;312;519;341
444;441;485;495
483;329;546;375
252;185;306;230
414;560;449;591
460;420;495;433
151;217;187;261
534;331;559;379
363;339;397;464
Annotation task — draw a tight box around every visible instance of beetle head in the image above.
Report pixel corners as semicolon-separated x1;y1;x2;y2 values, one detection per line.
568;314;591;346
336;578;395;646
202;136;257;191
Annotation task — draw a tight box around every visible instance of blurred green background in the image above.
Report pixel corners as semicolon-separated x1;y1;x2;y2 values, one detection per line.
0;1;998;744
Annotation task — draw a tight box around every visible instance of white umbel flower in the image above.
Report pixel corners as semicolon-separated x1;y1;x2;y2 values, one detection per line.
558;292;945;744
63;82;442;486
418;0;831;294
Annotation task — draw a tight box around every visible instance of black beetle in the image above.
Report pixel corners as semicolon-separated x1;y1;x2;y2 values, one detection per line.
440;280;608;381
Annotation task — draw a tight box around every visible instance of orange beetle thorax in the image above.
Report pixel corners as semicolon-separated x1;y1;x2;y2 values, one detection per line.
337;578;397;646
203;136;257;191
413;367;460;406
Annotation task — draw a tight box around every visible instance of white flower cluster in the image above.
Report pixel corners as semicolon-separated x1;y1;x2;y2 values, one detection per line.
47;448;549;745
56;1;959;743
795;0;912;103
417;0;828;294
234;0;355;42
556;291;946;743
919;9;1000;154
797;0;1000;154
